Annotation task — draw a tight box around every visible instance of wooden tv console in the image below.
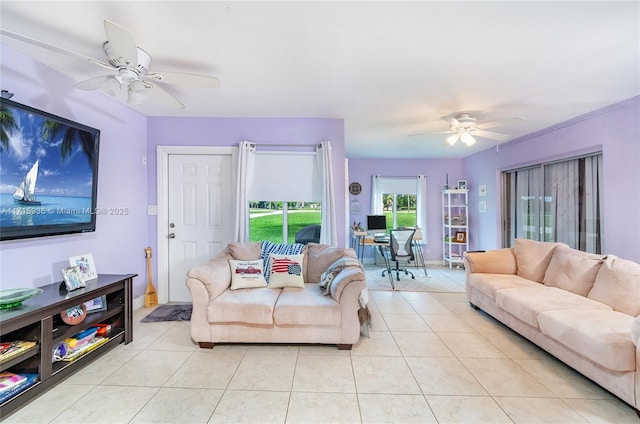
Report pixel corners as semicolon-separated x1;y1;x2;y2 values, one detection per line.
0;274;135;418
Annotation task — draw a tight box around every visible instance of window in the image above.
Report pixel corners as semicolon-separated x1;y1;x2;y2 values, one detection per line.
502;153;603;253
249;201;321;243
382;194;417;230
371;175;427;235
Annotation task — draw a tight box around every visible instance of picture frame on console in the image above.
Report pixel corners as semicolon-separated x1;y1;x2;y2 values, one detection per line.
60;266;86;291
68;254;97;281
84;295;107;313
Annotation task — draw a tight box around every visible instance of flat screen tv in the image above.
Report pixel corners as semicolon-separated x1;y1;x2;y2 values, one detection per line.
0;98;100;241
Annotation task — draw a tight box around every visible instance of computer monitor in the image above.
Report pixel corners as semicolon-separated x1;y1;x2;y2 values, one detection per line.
367;215;387;234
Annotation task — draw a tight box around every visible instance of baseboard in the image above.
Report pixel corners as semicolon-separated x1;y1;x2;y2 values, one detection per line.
133;295;145;310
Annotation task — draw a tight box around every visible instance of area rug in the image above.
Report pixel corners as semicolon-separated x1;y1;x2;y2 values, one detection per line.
141;304;192;322
364;265;466;292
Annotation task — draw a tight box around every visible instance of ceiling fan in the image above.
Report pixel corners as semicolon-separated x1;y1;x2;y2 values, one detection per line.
412;112;525;147
0;20;220;109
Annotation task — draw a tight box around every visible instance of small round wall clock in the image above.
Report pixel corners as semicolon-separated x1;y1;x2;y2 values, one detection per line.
349;182;362;195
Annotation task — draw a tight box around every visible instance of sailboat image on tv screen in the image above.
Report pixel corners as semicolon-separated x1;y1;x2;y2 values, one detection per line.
13;160;41;205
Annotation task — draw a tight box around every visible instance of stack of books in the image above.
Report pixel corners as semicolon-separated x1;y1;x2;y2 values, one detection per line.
0;371;38;403
60;336;109;362
0;341;37;364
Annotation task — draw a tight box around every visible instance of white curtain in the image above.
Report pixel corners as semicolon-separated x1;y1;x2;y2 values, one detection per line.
513;167;542;241
316;141;337;245
234;141;256;242
371;175;383;214
416;175;427;237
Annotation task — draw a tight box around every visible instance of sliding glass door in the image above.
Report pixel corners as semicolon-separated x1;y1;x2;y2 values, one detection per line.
502;154;603;253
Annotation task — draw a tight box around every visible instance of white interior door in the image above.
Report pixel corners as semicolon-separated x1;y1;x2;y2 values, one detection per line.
167;154;234;302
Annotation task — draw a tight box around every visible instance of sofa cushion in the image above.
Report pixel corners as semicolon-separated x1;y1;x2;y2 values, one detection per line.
542;245;604;296
208;288;280;325
229;259;268;290
514;239;565;282
468;273;542;301
305;243;352;283
537;309;635;372
273;283;341;327
465;248;517;274
268;254;305;288
588;255;640;316
495;286;612;328
632;316;640;346
227;242;262;260
260;241;306;282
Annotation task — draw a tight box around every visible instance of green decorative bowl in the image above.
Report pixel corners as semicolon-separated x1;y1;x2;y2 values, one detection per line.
0;288;44;309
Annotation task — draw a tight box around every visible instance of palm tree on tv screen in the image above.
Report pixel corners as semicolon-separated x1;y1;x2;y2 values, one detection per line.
0;104;18;153
41;120;96;165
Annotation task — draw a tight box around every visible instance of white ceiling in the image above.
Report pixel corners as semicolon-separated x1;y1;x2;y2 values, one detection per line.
1;1;638;159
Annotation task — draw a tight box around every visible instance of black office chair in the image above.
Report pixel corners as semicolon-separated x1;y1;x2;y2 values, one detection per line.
382;228;416;282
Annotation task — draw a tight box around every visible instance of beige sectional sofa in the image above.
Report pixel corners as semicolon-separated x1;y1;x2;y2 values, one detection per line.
186;242;368;350
463;239;640;411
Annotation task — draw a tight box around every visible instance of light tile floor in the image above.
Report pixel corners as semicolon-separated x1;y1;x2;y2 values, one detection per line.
3;280;639;423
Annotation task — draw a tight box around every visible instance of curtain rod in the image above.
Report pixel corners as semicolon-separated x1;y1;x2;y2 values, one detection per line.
257;144;321;148
373;175;425;179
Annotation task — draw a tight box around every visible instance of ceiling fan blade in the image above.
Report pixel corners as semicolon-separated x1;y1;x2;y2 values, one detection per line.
139;84;185;110
74;75;127;101
473;129;510;142
478;116;526;129
442;116;460;127
144;71;220;88
103;20;138;67
73;76;113;91
0;29;112;70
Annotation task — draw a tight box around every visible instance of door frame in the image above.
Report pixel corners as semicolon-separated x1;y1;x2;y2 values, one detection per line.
157;145;237;304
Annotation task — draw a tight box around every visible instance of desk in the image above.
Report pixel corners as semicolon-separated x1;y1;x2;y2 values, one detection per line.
351;231;428;288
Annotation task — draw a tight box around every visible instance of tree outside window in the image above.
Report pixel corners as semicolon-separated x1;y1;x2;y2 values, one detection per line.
381;194;417;230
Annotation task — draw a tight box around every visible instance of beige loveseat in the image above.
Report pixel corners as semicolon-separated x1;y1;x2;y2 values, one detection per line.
186;242;368;350
463;239;640;411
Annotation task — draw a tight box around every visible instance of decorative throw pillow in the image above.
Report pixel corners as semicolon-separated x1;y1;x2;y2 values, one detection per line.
268;254;305;288
228;259;268;290
260;241;305;282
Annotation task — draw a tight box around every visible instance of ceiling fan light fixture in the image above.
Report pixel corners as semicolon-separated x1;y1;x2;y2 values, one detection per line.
461;131;476;146
446;133;459;146
127;79;150;103
100;75;123;97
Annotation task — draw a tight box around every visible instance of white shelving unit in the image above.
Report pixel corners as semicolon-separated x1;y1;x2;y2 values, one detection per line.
442;189;469;268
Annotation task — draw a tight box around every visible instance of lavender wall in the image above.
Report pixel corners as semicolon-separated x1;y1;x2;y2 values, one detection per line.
3;40;638;303
463;96;640;263
346;158;464;262
145;117;347;275
0;45;150;295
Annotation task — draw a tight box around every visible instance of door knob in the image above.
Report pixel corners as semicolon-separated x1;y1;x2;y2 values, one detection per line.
168;233;176;239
